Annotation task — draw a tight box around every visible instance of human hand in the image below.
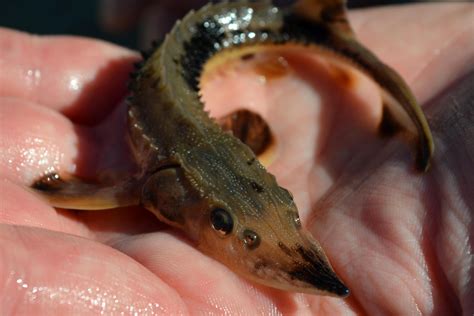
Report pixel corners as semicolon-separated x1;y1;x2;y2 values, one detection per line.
1;3;473;314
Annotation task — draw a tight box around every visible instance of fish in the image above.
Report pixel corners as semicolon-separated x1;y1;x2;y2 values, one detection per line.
32;0;434;297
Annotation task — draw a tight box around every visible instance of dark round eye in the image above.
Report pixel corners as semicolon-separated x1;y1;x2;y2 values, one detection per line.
243;229;260;249
210;208;234;236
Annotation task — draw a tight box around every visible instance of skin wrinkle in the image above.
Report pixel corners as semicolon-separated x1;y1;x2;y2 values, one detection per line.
370;262;417;315
402;180;454;314
436;177;468;312
419;173;445;313
428;72;474;314
318;183;417;312
422;73;474;314
431;178;465;310
310;162;441;313
431;78;473;208
305;75;471;314
363;214;426;308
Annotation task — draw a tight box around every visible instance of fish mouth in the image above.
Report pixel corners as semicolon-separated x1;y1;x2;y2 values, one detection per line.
287;245;349;297
246;239;349;297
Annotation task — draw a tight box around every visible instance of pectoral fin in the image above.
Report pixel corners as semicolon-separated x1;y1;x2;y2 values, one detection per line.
141;166;207;231
31;173;142;210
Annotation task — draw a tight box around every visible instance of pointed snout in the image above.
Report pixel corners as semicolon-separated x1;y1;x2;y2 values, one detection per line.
255;230;350;297
287;244;349;297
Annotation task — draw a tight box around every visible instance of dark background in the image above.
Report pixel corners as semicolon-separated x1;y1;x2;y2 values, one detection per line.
0;0;453;49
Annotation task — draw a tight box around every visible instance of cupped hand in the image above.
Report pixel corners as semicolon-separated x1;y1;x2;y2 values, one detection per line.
1;3;473;315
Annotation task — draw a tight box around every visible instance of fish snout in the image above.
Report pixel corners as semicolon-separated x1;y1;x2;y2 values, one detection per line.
286;243;349;297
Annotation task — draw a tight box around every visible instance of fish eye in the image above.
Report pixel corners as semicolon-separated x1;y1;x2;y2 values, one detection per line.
243;229;260;249
210;208;234;236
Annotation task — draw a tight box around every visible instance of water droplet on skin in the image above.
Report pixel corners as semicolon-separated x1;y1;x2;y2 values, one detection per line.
68;76;81;91
25;69;41;88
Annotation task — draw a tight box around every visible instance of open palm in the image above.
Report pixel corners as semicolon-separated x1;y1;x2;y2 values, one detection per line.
1;4;472;314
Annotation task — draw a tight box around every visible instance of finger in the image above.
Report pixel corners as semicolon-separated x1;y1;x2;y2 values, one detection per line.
0;28;138;124
0;97;149;235
0;175;161;238
0;225;185;314
0;97;81;185
0;97;93;233
0;179;88;236
0;92;138;182
0;98;95;185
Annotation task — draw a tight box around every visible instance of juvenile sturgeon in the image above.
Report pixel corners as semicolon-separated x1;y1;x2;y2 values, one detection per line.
32;0;434;297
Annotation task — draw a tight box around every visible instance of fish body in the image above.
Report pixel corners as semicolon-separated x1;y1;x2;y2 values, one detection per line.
32;0;434;297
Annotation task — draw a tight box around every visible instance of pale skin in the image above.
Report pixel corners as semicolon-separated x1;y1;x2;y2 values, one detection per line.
0;3;473;315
